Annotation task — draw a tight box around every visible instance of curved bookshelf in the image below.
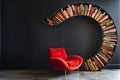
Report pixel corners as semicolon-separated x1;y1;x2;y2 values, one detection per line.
44;3;117;71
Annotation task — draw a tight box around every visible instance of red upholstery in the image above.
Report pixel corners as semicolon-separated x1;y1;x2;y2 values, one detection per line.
49;48;67;59
49;48;83;70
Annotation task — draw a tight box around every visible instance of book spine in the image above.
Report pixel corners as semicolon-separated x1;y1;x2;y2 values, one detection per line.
97;12;106;21
99;15;109;23
92;7;98;18
100;19;111;26
55;16;62;22
60;8;68;19
94;11;101;20
94;8;101;19
104;28;116;33
100;52;109;60
104;32;116;36
94;55;104;67
46;18;54;26
101;49;112;59
86;59;93;70
71;5;77;16
93;57;102;69
106;20;113;26
102;42;115;48
55;12;65;21
103;25;115;30
91;58;99;70
97;53;108;64
66;6;71;17
102;48;113;56
85;62;90;70
87;4;92;16
63;9;69;18
77;5;81;15
84;5;88;16
79;3;84;15
60;9;67;19
89;59;97;70
90;7;95;17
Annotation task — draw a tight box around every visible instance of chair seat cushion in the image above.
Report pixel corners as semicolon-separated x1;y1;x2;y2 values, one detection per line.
66;60;79;67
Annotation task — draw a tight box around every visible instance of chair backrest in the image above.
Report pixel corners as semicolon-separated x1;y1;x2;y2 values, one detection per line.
48;47;67;59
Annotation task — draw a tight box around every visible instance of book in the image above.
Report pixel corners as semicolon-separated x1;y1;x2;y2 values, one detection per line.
91;58;99;70
97;54;107;65
93;57;102;69
60;8;68;19
101;45;114;52
52;17;60;25
94;8;101;19
94;11;102;20
71;5;77;15
55;16;62;22
55;12;65;21
46;18;54;26
87;59;94;70
99;15;109;23
94;55;105;68
86;60;92;70
66;5;73;17
99;50;109;60
75;5;78;15
104;32;116;36
79;3;84;15
84;4;89;16
92;7;98;18
99;51;109;60
104;28;116;33
97;12;106;21
97;53;108;63
106;20;113;26
103;25;115;31
77;5;81;15
103;40;116;46
102;42;115;48
59;9;67;19
95;12;102;21
89;59;98;70
102;48;113;56
101;49;112;59
87;4;92;16
104;34;117;39
104;38;117;42
84;62;90;70
63;9;69;18
90;7;95;17
100;18;111;26
101;26;106;29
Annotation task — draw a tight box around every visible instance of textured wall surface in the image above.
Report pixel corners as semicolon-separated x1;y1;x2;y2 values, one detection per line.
1;0;120;69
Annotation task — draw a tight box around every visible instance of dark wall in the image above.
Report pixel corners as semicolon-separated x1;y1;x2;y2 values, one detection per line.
0;0;1;68
1;0;120;69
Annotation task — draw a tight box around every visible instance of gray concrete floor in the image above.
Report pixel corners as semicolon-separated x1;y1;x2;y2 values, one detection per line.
0;69;120;80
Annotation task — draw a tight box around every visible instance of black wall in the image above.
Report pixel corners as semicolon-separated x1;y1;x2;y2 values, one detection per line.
0;0;1;68
1;0;120;69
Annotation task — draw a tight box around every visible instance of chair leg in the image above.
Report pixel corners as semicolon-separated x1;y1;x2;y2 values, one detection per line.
65;70;66;77
64;70;67;80
77;68;80;76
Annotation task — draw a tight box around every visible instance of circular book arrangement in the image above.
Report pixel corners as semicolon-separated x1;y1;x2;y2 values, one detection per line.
44;3;117;71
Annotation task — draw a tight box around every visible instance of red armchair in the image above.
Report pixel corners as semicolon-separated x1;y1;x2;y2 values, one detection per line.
48;47;83;74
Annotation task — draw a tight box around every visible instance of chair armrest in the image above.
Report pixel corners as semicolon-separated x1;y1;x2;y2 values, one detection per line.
50;58;69;70
67;55;83;63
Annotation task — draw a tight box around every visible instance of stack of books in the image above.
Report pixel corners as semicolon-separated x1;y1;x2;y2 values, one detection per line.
45;3;117;71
